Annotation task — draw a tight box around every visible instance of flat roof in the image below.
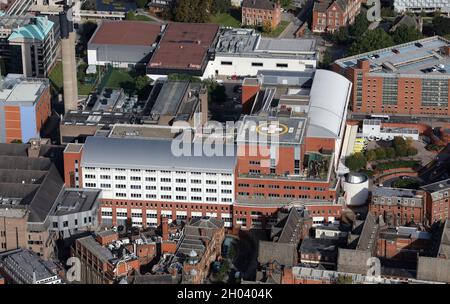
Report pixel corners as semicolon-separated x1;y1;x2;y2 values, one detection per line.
81;136;237;172
51;188;100;216
256;38;316;54
89;20;162;46
237;115;307;145
148;23;219;71
0;75;48;105
109;124;191;140
335;36;450;77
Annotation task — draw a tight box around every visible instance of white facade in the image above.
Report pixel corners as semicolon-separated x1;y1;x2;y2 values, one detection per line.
203;55;317;78
341;173;369;207
82;167;235;206
362;119;419;141
394;0;450;12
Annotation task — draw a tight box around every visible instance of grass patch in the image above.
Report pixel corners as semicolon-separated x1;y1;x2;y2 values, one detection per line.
211;9;241;28
374;160;420;172
103;68;135;89
48;61;63;92
261;21;290;37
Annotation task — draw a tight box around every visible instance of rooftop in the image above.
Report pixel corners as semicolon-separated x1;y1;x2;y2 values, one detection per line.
237;115;307;145
81;136;237;172
0;14;54;41
51;188;100;217
421;178;450;193
0;143;64;223
242;0;278;10
109;124;190;140
89;20;162;46
148;23;219;71
335;36;450;77
438;219;450;259
372;187;424;199
0;74;48;105
0;249;59;282
214;28;317;60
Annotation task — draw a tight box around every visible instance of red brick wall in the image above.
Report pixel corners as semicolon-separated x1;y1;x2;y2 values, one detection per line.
35;87;51;134
63;147;83;187
241;82;260;114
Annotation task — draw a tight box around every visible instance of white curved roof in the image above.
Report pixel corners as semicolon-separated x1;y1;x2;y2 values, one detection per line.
306;70;352;138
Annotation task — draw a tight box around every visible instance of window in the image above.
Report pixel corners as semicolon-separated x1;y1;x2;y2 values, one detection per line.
115;184;126;189
221;181;232;185
115;176;126;180
161;178;171;183
63;221;68;228
161;186;172;191
100;183;111;188
251;62;263;67
84;174;96;179
146;185;157;190
52;222;58;228
161;195;172;200
145;177;156;182
116;193;126;198
191;179;201;184
206;180;217;185
175;179;186;183
221;61;232;65
175;187;186;192
85;183;96;188
130;176;141;181
146;194;157;199
100;175;111;179
130;185;141;190
276;63;288;68
131;193;142;198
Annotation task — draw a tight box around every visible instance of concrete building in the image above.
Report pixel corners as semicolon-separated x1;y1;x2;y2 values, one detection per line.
241;0;281;29
370;187;425;226
333;36;450;118
341;172;369;206
0;14;59;77
0;75;51;143
48;188;101;239
393;0;450;13
60;80;208;144
421;178;450;224
63;136;236;229
204;28;317;78
362;119;419;141
87;21;163;68
0;249;62;284
312;0;362;33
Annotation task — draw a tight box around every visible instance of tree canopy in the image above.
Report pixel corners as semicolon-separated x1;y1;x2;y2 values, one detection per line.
392;25;423;44
349;28;395;55
432;16;450;36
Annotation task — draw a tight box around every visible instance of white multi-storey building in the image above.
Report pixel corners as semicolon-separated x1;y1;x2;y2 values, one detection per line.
204;28;318;78
78;136;237;228
394;0;450;13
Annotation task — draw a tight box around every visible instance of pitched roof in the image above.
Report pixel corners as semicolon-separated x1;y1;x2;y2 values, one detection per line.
242;0;277;10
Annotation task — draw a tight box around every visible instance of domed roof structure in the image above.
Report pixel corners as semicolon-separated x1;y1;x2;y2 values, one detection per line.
344;172;368;184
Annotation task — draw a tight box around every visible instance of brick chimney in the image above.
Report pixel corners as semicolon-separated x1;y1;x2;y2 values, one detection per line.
357;59;370;70
161;217;169;241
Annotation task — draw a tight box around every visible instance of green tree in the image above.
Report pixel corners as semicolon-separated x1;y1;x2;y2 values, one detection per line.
349;13;369;38
280;0;292;8
135;75;152;98
349;29;395;55
432;16;450;36
332;26;351;44
375;148;386;160
386;147;396;159
320;48;332;69
392;25;423;44
135;0;148;8
345;153;367;171
211;0;231;14
125;11;136;20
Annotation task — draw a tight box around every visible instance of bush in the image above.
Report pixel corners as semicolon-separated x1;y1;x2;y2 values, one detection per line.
375;148;386;160
374;160;420;171
392;178;421;189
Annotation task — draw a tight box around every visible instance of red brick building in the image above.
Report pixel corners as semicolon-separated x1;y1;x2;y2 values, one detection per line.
370;187;425;226
333;37;450;117
422;179;450;224
312;0;361;33
241;0;281;30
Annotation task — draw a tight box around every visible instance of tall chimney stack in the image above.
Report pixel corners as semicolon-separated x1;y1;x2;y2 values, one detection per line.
59;1;78;113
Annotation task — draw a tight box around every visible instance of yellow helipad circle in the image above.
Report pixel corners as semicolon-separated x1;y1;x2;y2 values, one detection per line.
256;122;289;136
